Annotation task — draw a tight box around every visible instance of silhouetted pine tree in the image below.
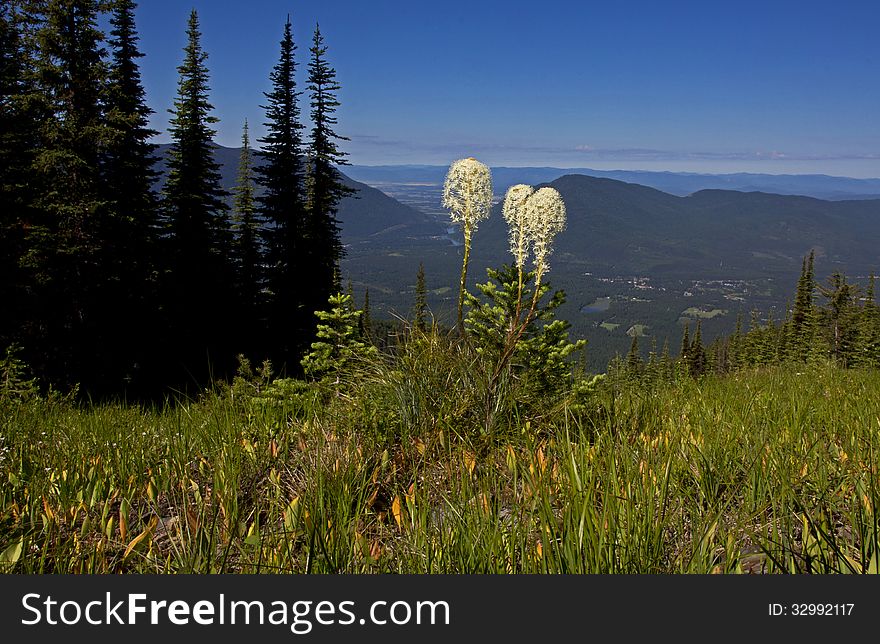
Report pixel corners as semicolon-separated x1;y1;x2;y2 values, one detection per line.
0;4;38;350
305;23;354;325
231;119;261;354
102;0;160;393
25;0;111;389
256;16;307;370
161;10;232;385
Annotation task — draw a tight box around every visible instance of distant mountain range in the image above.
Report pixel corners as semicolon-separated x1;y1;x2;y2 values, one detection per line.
346;164;880;201
471;174;880;281
153;144;880;368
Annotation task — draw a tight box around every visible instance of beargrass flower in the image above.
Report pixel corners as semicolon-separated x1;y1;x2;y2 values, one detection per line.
502;184;535;272
526;186;566;282
442;158;493;332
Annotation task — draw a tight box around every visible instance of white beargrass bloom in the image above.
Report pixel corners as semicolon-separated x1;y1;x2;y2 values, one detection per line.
443;157;493;331
526;187;566;278
442;157;493;232
502;184;534;270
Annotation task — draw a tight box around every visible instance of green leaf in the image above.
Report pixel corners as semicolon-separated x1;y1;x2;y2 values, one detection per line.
0;538;23;571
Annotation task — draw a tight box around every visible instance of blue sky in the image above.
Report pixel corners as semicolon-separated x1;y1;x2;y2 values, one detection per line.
135;0;880;176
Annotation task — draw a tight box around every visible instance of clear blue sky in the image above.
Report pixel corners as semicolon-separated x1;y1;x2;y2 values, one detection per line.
134;0;880;176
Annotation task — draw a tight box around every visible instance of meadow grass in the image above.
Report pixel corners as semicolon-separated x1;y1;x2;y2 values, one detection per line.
1;346;878;574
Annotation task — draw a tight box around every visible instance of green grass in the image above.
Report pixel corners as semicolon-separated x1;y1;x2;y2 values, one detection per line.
682;307;727;319
1;349;878;574
626;324;649;337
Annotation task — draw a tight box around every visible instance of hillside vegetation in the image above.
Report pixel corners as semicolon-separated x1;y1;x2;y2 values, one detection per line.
2;353;878;573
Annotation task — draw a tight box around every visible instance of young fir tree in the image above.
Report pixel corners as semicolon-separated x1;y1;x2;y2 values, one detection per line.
101;0;160;393
465;265;584;396
413;261;428;332
231;119;261;351
305;24;354;325
161;10;232;384
301;293;376;386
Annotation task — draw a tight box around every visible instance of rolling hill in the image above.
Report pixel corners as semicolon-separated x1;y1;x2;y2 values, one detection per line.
155;145;880;369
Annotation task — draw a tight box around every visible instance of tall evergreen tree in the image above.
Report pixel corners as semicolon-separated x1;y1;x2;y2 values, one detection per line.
856;274;880;367
101;0;159;393
818;272;859;366
625;333;642;382
0;4;36;350
231;118;261;351
689;320;707;376
256;16;307;370
305;23;354;326
161;9;232;385
25;0;110;389
787;251;816;361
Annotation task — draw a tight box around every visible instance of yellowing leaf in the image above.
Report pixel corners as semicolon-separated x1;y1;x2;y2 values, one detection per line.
123;517;157;561
391;495;403;529
463;451;475;475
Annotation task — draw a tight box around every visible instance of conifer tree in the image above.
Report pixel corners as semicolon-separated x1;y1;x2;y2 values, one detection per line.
305;23;354;322
231;119;261;350
162;10;232;384
361;289;372;340
679;322;690;363
257;16;308;368
689;320;707;376
787;251;816;361
659;338;674;381
301;293;377;386
0;4;36;350
856;274;880;367
26;0;111;389
729;312;744;371
625;333;642;382
818;273;860;366
101;0;160;392
414;261;428;332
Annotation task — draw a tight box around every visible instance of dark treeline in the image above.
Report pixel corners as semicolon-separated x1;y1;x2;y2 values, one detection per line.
612;251;880;384
0;1;351;398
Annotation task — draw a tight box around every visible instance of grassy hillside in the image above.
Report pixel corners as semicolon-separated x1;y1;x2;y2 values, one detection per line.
2;352;877;574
